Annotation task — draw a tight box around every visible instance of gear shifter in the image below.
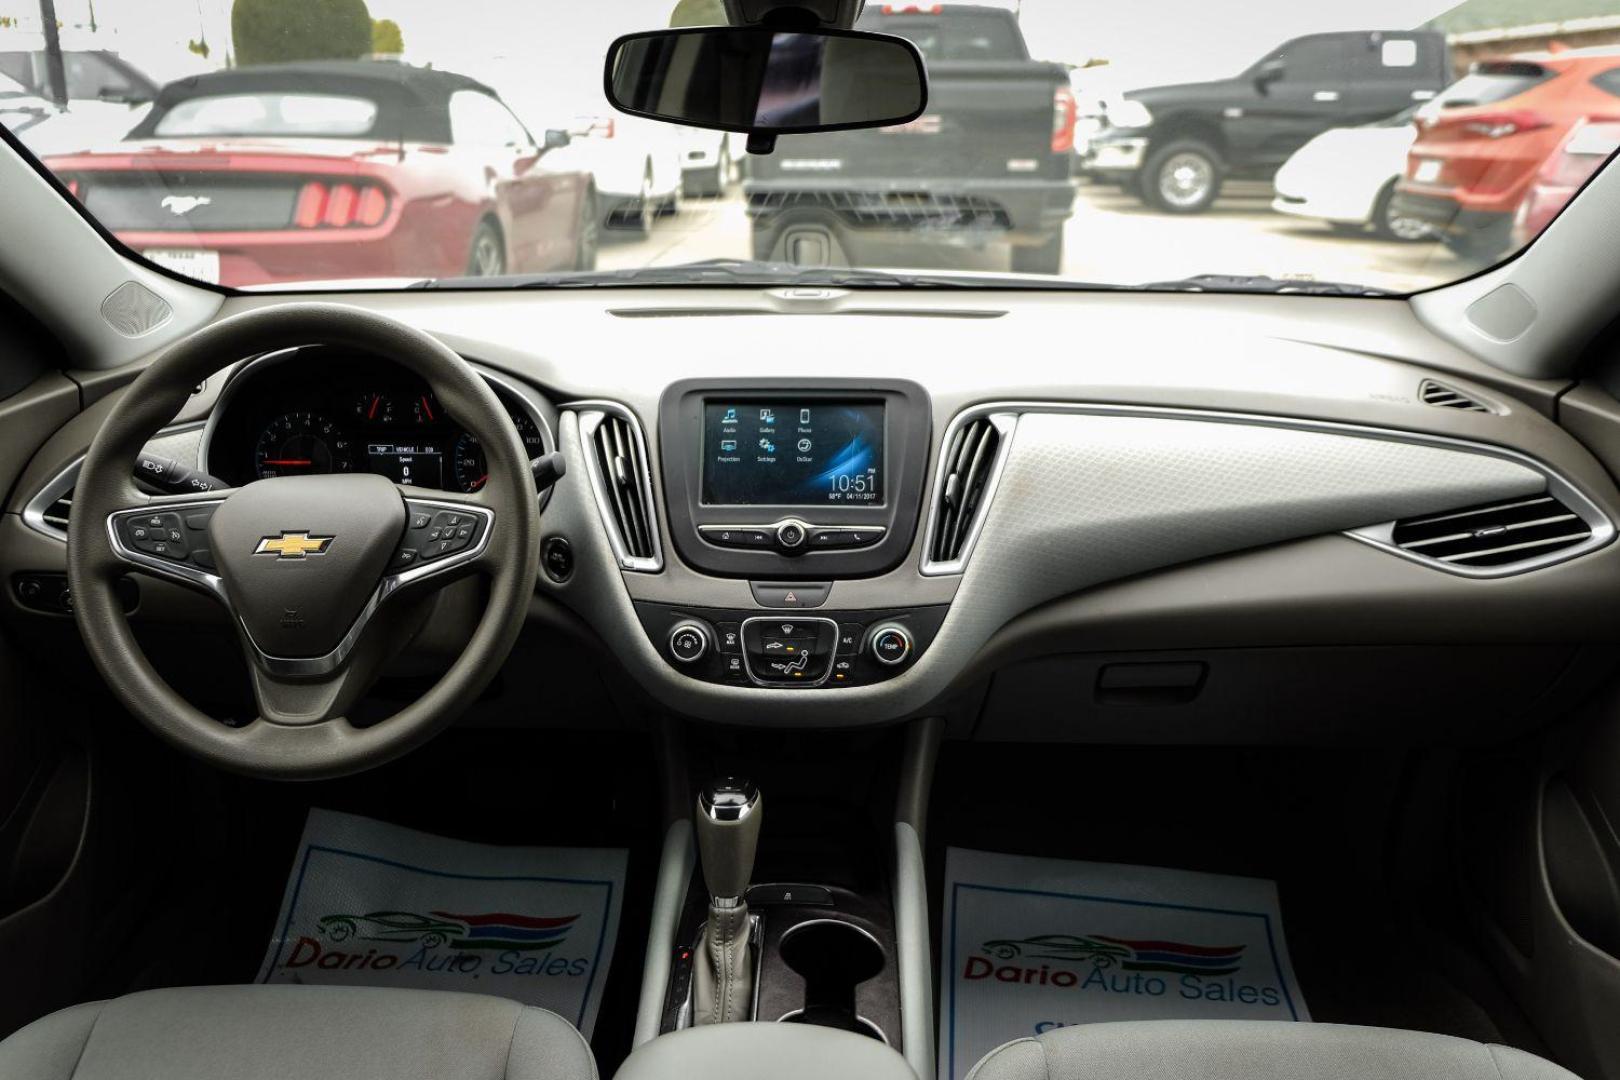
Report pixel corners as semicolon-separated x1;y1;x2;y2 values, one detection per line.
691;777;762;1025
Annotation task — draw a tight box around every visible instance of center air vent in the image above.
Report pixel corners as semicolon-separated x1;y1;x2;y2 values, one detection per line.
1389;494;1594;569
1420;379;1492;414
581;406;661;571
923;413;1014;574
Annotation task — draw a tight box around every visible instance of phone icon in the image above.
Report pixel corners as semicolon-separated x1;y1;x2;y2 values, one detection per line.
800;408;811;424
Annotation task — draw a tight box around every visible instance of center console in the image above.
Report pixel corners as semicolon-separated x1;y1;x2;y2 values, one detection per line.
639;379;944;690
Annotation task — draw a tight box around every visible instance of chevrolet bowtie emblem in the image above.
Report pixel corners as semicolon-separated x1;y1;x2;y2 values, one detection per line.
254;532;334;558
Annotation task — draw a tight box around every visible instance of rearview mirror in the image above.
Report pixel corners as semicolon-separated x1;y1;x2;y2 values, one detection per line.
605;26;927;143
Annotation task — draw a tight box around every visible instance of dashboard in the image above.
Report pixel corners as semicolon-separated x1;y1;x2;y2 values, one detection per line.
9;288;1620;734
201;349;551;493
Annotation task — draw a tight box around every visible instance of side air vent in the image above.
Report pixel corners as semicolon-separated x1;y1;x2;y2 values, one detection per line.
39;490;73;532
922;413;1014;574
1420;379;1492;414
1390;494;1594;569
580;406;662;571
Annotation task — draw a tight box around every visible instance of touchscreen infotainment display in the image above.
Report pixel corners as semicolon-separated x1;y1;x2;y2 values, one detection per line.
702;401;884;506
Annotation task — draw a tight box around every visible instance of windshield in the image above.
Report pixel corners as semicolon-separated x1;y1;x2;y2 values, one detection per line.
4;0;1620;293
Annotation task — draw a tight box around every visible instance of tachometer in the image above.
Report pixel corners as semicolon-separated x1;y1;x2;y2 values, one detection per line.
451;412;545;493
254;412;353;479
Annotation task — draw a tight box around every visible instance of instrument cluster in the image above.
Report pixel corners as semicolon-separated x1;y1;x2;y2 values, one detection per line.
205;351;549;494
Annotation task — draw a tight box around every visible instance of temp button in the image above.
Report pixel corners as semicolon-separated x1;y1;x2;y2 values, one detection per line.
869;624;914;668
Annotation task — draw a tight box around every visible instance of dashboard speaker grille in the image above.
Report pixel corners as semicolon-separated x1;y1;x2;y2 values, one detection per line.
1391;494;1592;568
589;411;658;563
1419;379;1492;413
929;417;1002;564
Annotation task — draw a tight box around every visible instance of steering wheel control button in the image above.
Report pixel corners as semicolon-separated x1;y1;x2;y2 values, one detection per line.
775;520;808;552
870;624;914;667
668;622;710;664
749;582;831;609
542;537;574;583
391;548;420;570
398;504;486;564
123;512;190;561
740;617;838;686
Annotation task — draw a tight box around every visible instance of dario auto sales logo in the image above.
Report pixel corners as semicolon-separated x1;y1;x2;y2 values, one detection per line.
280;909;591;978
967;933;1282;1007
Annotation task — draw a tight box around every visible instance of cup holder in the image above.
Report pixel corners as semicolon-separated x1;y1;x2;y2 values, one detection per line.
776;919;886;1041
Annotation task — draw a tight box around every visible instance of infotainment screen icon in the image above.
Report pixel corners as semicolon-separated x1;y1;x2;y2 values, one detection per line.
702;401;884;507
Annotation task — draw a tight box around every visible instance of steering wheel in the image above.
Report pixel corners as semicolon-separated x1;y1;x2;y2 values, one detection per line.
66;304;541;780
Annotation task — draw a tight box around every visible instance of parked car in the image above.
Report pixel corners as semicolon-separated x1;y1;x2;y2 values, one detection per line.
1395;49;1620;259
554;113;683;236
42;61;598;287
680;127;744;198
1087;30;1451;213
0;43;155;156
746;4;1078;273
1513;117;1620;248
1272;105;1435;240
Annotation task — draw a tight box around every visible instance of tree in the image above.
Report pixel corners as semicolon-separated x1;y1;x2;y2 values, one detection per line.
231;0;373;67
669;0;726;27
371;18;403;56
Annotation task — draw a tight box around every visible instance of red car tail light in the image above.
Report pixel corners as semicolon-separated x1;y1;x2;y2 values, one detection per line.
882;4;944;12
1052;86;1078;154
293;180;392;229
1458;110;1550;139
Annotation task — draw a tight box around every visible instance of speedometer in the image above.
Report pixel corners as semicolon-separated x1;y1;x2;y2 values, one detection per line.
451;412;545;493
254;412;353;479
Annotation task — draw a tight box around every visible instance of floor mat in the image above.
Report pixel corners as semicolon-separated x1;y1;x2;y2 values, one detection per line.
940;847;1310;1080
255;808;627;1036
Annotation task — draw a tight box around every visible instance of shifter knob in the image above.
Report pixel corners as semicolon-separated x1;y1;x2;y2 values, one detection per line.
696;777;762;904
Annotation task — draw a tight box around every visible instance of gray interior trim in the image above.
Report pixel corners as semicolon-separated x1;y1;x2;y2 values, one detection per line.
923;401;1613;581
574;402;665;573
634;820;696;1047
893;821;933;1080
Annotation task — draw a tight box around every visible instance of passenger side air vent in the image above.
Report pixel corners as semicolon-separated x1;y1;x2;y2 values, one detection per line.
1420;379;1492;414
1390;494;1593;569
580;406;662;571
923;413;1014;574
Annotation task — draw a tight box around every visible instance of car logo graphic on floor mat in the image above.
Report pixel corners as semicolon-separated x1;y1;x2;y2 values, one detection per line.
316;910;579;951
980;934;1245;976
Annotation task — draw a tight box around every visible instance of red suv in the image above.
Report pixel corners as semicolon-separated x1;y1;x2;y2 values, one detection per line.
1394;48;1620;258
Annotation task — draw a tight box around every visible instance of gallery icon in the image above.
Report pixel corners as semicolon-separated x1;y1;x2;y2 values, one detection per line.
759;408;776;424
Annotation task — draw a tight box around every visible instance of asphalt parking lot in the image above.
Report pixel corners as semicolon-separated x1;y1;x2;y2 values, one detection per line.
600;178;1484;293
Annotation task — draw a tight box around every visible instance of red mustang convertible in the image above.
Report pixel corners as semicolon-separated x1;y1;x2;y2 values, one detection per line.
44;61;598;287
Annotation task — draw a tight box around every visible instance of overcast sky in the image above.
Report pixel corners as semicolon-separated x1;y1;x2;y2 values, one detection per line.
10;0;1465;119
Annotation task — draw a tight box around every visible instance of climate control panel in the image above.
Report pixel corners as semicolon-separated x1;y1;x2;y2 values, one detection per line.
635;602;947;689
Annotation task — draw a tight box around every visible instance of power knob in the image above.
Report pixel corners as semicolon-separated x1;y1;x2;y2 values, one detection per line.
668;622;710;665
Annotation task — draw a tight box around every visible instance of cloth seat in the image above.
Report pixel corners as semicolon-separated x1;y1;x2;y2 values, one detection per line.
0;985;596;1080
967;1020;1578;1080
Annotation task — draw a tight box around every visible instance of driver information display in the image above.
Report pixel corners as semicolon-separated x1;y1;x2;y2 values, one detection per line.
702;402;884;506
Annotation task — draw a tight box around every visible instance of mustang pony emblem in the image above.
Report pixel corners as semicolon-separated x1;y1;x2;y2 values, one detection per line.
254;532;334;558
160;195;212;216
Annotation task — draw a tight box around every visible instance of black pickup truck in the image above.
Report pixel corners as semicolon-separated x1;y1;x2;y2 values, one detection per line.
745;4;1078;273
1085;30;1451;213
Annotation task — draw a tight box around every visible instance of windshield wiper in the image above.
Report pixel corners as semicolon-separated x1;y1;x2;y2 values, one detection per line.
407;259;1113;291
1135;273;1393;297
